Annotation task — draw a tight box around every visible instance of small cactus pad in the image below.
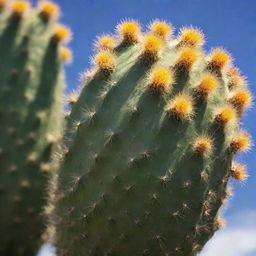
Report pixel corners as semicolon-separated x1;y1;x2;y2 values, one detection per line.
0;1;70;255
51;20;251;256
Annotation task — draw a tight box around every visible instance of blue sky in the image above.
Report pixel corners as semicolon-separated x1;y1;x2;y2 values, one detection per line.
34;0;256;254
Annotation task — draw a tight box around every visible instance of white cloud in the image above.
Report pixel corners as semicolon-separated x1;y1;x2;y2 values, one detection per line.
38;211;256;256
37;244;56;256
200;210;256;256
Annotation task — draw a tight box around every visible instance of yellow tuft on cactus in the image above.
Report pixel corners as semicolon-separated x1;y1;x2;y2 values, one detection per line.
227;67;246;89
147;67;174;93
196;75;219;97
208;48;231;69
176;47;198;70
143;35;162;54
229;89;252;111
230;162;248;181
11;1;30;15
96;35;115;50
227;68;247;89
149;20;172;39
60;47;73;64
230;132;251;154
94;51;116;72
167;94;193;120
193;136;213;157
67;91;79;106
52;25;72;43
40;163;51;173
38;1;59;19
141;35;163;62
229;75;246;89
64;110;71;119
117;20;141;43
215;106;236;127
228;67;240;76
179;28;205;47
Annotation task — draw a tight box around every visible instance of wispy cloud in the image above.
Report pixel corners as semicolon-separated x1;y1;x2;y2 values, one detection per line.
200;210;256;256
38;211;256;256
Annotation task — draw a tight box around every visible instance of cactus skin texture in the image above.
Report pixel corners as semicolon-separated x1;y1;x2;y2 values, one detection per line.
0;1;70;255
51;21;251;256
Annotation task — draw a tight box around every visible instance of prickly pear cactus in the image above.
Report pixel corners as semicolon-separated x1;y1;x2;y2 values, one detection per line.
0;1;71;255
51;21;251;256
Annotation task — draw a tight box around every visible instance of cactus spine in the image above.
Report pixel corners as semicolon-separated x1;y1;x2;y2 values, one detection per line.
0;1;71;255
50;21;251;255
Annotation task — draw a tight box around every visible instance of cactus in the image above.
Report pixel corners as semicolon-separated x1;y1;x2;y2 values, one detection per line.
0;1;71;255
50;21;251;255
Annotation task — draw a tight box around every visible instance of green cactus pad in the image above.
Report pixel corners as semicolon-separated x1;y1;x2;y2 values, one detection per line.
51;23;250;255
0;2;67;255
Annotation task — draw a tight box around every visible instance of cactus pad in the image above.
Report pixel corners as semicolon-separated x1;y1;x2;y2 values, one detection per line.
0;1;70;255
51;21;251;256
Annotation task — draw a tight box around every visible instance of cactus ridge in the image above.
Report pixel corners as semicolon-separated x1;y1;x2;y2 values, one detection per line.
0;1;70;255
51;21;251;255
